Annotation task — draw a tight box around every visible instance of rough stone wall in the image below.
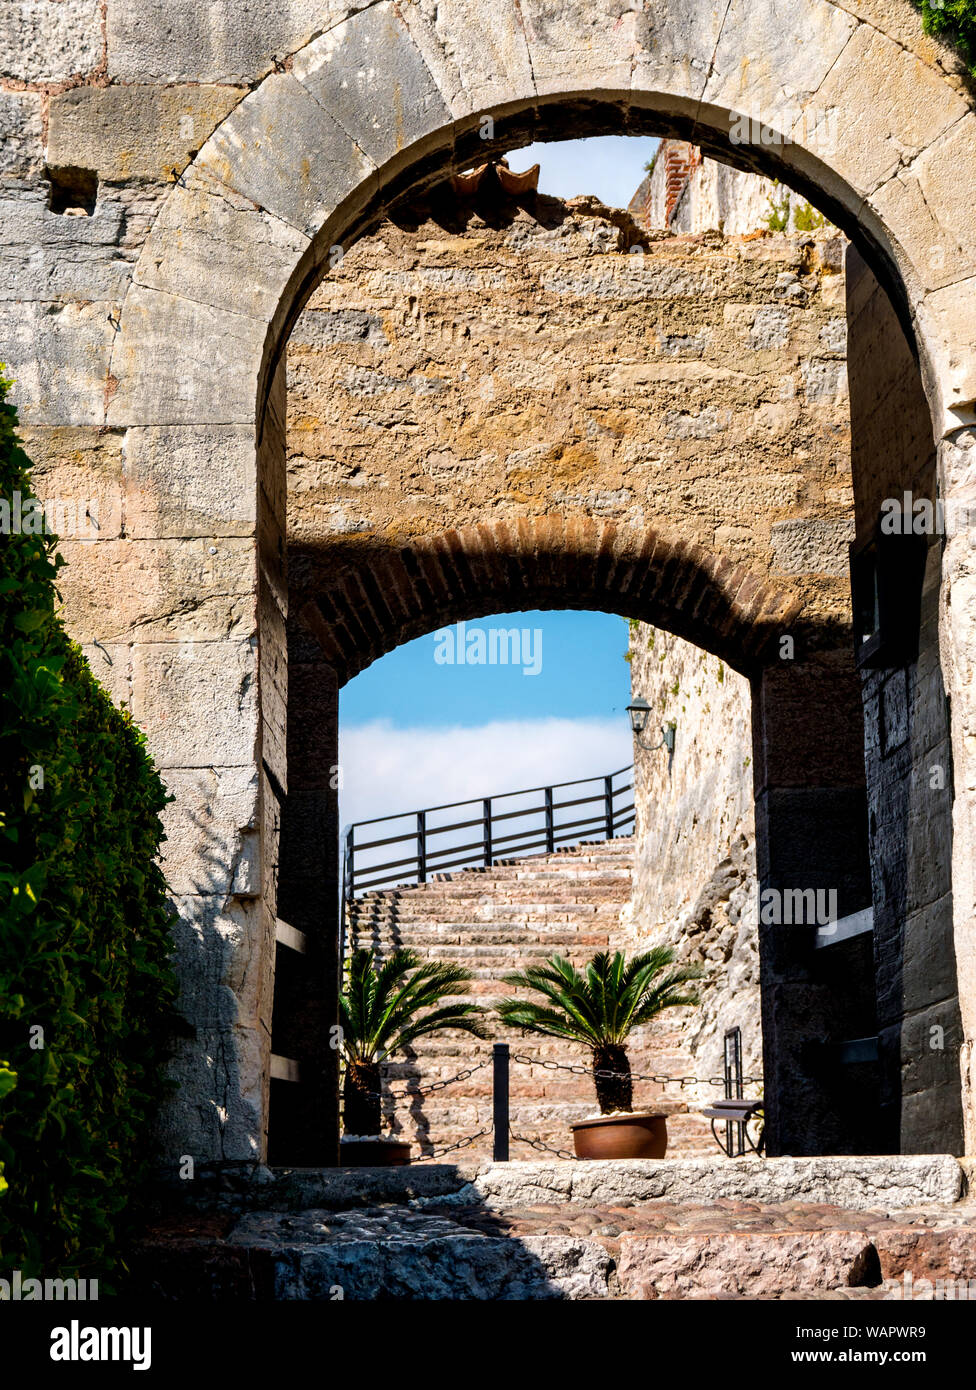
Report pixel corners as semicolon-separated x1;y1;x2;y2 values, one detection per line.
626;626;762;1096
622;151;843;1104
286;185;854;645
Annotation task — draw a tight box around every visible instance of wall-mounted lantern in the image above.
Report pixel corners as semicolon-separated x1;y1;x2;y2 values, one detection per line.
627;697;676;769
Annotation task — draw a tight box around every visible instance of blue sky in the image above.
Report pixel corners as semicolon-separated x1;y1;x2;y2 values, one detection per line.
338;138;658;829
514;135;658;208
342;611;632;726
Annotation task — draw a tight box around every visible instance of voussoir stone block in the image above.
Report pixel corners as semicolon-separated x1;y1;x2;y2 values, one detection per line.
869;121;976;297
701;0;857;128
802;23;970;198
397;0;536;117
518;0;638;97
133;173;309;322
629;0;726;109
197;72;377;239
293;4;453;173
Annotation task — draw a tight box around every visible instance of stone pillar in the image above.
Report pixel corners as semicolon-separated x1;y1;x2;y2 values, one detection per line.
940;425;976;1153
752;649;877;1155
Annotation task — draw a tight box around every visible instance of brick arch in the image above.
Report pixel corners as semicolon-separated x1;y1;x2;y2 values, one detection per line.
299;518;805;684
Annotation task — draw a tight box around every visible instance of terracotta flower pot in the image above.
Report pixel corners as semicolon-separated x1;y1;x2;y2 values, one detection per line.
339;1138;412;1166
570;1111;668;1160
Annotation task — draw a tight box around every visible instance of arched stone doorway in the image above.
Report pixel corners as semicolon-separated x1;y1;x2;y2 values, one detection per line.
84;0;976;1164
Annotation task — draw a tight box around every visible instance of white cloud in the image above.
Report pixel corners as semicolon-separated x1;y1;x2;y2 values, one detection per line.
339;716;633;831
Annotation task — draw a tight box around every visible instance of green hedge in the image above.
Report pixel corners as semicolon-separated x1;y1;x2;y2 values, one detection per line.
0;371;177;1283
913;1;976;74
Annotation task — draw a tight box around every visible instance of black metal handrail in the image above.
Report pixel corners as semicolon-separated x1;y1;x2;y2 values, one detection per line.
341;765;635;904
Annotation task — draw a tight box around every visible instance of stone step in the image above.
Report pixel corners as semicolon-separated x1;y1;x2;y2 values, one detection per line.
131;1156;973;1301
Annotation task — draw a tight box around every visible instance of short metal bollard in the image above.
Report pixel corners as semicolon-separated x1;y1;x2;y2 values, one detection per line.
492;1042;509;1161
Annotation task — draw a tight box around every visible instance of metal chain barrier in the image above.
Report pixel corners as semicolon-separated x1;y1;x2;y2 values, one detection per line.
512;1052;762;1088
415;1126;493;1160
508;1126;575;1161
340;1058;490;1105
385;1059;489;1099
342;1049;764;1159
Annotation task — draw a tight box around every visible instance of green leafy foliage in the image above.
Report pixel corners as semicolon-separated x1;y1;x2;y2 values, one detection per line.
497;948;703;1050
340;947;489;1063
497;948;703;1113
913;1;976;75
0;371;177;1283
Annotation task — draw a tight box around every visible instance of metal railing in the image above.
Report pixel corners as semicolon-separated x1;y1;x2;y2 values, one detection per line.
341;764;635;904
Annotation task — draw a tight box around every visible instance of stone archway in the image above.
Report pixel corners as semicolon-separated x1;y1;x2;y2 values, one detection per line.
82;0;976;1162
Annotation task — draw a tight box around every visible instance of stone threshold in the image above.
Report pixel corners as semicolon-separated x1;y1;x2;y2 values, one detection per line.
156;1155;965;1215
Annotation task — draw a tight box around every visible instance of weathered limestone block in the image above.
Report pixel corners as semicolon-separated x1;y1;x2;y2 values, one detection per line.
0;0;102;83
18;425;124;541
0;192;133;303
293;4;453;174
397;0;534;117
519;0;638;96
629;1;726;108
803;23;970;197
79;640;131;708
159;767;261;897
122;425;257;539
870;120;976;302
131;637;260;769
108;284;266;426
226;1208;612;1299
0;299;116;426
198;72;375;239
47;84;246;184
701;0;857;129
105;0;360;84
463;1156;964;1209
617;1228;878;1298
0;90;43;179
132;173;309;322
920;278;976;419
769;518;854;575
52;537;257;644
160;1022;264;1164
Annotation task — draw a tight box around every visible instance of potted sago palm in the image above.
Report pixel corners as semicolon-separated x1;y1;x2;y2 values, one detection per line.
497;947;703;1159
339;946;490;1165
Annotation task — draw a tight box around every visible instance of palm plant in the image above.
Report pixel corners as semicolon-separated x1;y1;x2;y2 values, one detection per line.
497;948;703;1114
339;947;490;1136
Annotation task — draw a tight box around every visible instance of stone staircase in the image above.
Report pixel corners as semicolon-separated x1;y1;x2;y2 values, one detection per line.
132;1157;976;1301
346;837;714;1160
